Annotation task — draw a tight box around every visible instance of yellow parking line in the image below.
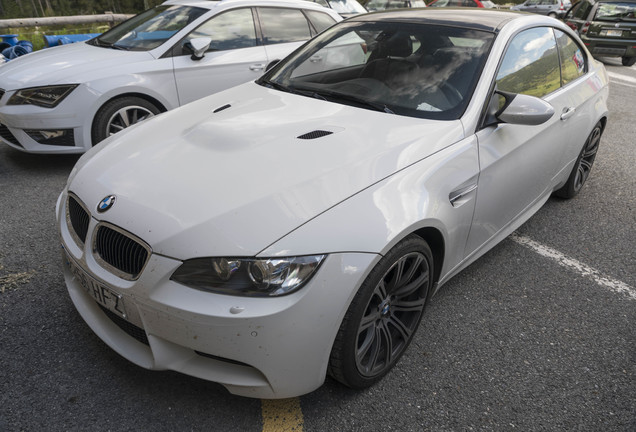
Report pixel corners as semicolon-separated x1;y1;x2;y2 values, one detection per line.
261;398;304;432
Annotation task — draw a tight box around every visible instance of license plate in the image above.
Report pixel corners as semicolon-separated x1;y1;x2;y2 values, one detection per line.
601;29;623;37
66;255;127;319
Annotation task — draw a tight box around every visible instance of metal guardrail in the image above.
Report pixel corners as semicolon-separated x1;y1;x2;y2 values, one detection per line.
0;14;132;30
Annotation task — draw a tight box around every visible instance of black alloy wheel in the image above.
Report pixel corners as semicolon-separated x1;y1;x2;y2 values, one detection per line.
329;235;433;389
555;121;603;199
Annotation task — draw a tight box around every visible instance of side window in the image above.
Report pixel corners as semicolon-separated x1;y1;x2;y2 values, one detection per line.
258;7;312;44
555;29;586;85
305;10;338;34
496;27;560;98
186;8;257;51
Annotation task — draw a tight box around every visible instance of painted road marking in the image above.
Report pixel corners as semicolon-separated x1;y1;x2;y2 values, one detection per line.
261;398;304;432
510;233;636;301
258;234;633;432
608;71;636;87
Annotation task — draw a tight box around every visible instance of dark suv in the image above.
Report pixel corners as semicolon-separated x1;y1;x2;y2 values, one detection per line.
564;0;636;66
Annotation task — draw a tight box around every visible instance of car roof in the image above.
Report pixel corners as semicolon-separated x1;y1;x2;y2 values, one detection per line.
161;0;337;10
348;8;530;32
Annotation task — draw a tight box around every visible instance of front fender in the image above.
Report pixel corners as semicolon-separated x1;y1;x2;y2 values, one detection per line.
259;136;480;281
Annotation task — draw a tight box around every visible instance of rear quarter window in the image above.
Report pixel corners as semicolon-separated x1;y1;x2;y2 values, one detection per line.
305;10;338;34
555;29;587;85
258;7;312;44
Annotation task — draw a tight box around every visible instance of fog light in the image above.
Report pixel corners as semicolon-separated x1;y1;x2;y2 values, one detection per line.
25;128;74;146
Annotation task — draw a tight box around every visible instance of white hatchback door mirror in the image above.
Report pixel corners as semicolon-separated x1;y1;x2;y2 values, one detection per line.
185;37;212;60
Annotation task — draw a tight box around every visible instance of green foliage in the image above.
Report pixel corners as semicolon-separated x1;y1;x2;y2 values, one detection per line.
0;0;164;19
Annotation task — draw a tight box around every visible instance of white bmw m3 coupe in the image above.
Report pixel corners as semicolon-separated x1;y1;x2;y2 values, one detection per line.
57;9;609;398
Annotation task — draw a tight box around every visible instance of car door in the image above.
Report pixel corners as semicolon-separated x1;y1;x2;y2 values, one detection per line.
518;0;540;13
171;7;269;106
563;0;594;32
465;26;589;255
537;0;557;15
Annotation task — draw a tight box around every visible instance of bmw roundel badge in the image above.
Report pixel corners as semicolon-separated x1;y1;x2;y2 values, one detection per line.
97;195;116;213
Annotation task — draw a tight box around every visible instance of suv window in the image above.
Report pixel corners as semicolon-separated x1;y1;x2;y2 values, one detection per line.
258;7;313;44
555;29;587;85
186;8;257;51
496;27;561;98
595;1;636;21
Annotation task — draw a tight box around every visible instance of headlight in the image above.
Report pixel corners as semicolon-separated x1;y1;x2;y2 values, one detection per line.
171;255;326;297
8;84;78;108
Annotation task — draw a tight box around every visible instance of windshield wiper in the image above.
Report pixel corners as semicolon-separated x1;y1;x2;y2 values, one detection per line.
90;39;130;50
308;89;395;114
258;78;296;93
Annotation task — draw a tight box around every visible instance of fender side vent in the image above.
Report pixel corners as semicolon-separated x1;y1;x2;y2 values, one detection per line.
213;104;231;113
297;130;333;140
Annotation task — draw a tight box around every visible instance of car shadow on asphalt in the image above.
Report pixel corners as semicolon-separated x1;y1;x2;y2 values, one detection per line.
2;146;80;175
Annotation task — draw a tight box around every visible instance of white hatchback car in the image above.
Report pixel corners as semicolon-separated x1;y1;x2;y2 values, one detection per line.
58;9;608;399
0;0;344;153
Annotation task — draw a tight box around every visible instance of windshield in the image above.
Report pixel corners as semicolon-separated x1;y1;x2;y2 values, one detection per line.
90;5;207;51
595;2;636;21
259;21;494;120
328;0;368;13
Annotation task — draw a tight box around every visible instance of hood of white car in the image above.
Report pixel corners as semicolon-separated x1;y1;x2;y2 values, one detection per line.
68;82;465;259
0;42;154;90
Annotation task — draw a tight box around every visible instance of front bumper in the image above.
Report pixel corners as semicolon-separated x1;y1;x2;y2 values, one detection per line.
58;191;379;398
0;84;97;153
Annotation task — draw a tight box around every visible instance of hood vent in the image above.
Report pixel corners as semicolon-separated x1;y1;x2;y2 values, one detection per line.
297;130;333;140
213;104;231;113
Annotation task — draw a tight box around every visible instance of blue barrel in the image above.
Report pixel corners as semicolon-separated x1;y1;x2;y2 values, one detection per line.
1;41;33;60
0;34;19;46
43;33;100;47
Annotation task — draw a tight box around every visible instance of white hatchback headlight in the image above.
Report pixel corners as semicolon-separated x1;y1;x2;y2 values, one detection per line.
8;84;78;108
171;255;326;297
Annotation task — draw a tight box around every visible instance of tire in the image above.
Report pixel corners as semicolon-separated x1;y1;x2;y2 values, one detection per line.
91;96;161;145
554;121;603;199
548;12;557;17
622;56;636;67
328;235;434;389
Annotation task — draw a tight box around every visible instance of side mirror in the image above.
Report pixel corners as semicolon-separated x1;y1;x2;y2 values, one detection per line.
486;90;555;126
184;37;212;61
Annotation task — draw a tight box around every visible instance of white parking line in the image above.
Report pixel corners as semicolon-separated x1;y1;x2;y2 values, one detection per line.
510;233;636;301
608;71;636;87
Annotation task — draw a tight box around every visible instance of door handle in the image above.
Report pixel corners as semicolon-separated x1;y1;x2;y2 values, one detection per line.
560;106;576;120
249;64;265;72
309;55;323;63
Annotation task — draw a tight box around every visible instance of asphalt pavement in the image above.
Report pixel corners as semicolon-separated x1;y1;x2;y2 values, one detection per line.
0;59;634;431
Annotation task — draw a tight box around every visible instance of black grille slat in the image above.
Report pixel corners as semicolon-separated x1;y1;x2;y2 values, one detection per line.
297;130;333;140
0;123;20;146
98;305;149;345
67;195;90;244
94;225;149;279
